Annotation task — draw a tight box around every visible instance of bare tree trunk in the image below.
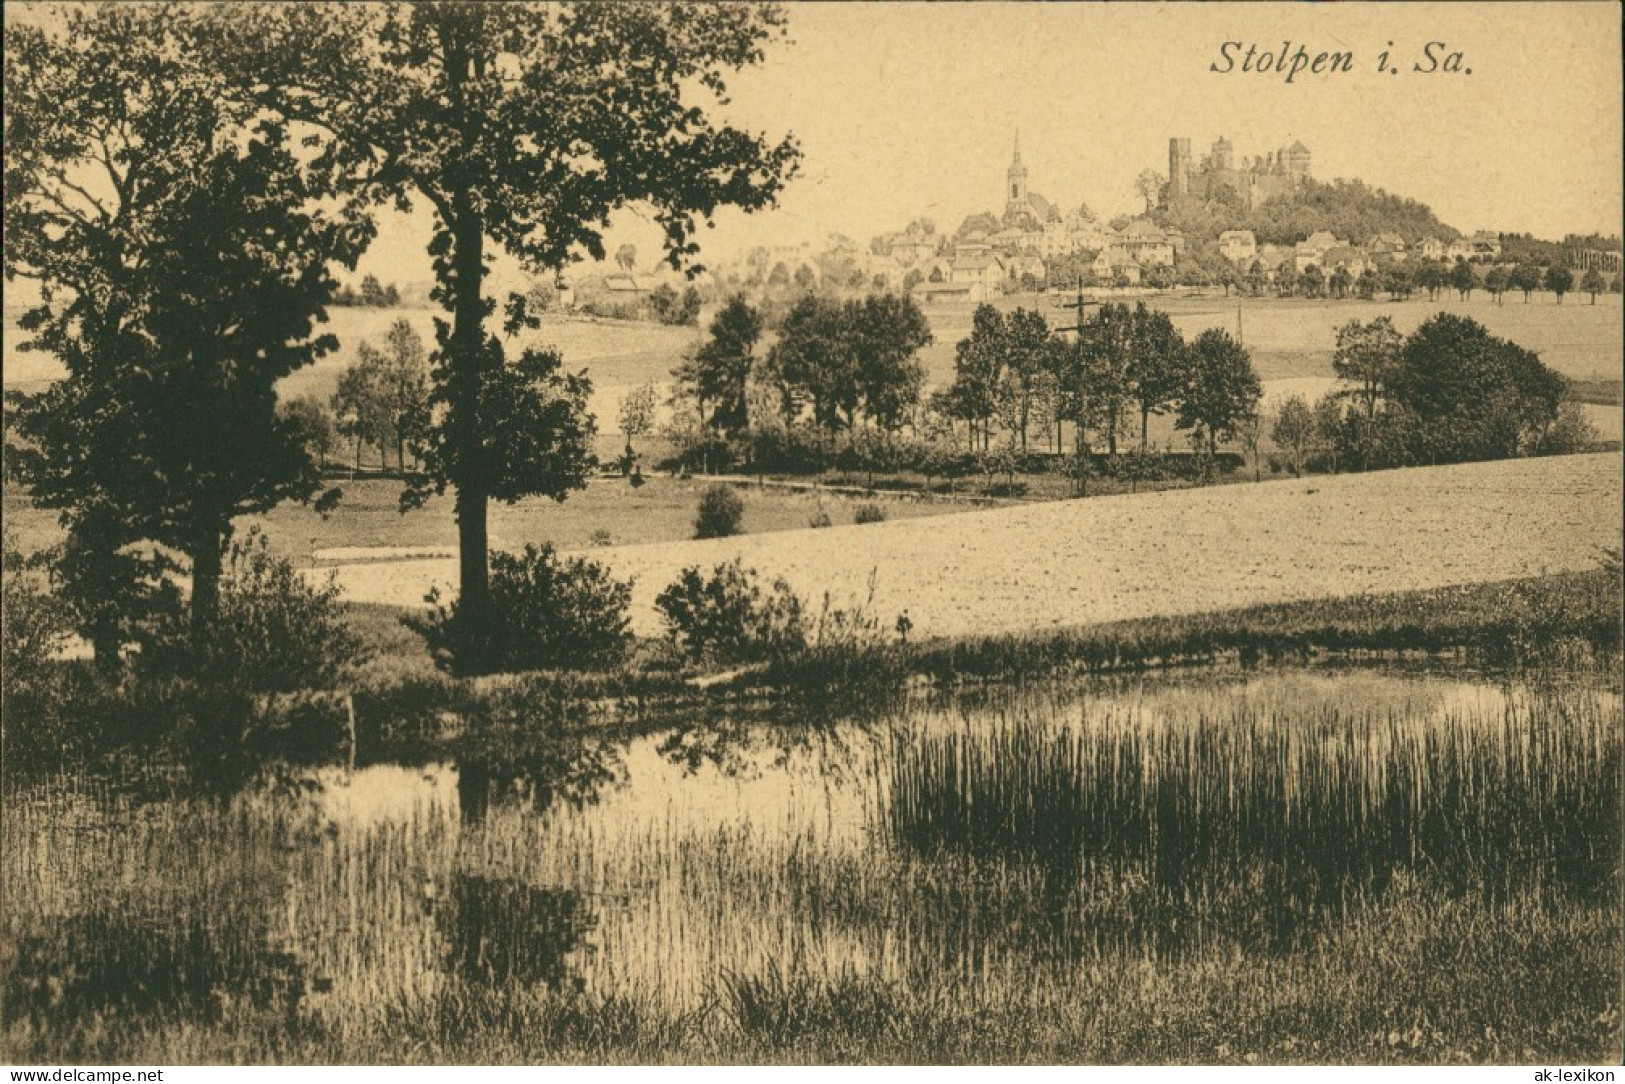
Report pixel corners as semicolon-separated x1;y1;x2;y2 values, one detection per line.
450;201;493;673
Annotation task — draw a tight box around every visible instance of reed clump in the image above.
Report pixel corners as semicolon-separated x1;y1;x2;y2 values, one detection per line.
888;689;1621;948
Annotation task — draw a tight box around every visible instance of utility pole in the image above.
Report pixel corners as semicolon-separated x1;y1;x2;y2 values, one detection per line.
1053;283;1099;493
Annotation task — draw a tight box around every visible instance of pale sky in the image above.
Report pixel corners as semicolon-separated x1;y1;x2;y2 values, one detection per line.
358;1;1623;281
714;2;1622;241
8;3;1621;285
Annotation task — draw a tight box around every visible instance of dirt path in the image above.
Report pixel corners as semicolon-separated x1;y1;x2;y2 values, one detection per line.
322;453;1622;641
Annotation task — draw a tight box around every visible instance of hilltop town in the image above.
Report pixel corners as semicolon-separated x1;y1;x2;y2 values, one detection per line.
557;132;1621;316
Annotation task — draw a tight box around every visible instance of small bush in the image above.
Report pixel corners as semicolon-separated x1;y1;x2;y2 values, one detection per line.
410;543;632;675
808;505;832;529
654;560;805;665
694;484;745;539
146;527;365;694
1;528;71;692
748;423;830;474
853;503;887;525
764;571;911;706
1111;446;1171;486
1536;400;1601;456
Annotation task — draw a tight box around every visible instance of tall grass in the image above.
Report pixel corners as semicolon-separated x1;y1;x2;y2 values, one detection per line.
3;667;1619;1063
888;682;1620;952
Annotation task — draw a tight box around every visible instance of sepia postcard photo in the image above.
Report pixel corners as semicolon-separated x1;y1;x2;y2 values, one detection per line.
2;0;1621;1069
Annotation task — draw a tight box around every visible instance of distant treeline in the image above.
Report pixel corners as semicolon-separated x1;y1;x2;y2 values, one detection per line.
333;274;403;308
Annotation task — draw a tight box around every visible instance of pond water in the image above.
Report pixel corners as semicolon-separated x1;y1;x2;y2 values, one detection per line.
4;663;1619;1034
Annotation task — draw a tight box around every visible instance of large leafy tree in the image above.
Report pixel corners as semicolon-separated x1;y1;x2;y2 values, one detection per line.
1176;329;1262;462
1332;316;1403;470
1509;263;1542;302
942;305;1009;451
331;344;394;471
381;318;431;472
1580;268;1606;304
676;294;764;440
996;308;1055;453
1544;265;1573;304
767;295;857;433
764;292;927;435
848;294;931;432
4;7;366;654
1332;317;1402;425
1270;393;1319;477
1126;304;1186;448
204;3;800;671
1450;258;1477;301
1078;303;1136;457
1387;314;1567;462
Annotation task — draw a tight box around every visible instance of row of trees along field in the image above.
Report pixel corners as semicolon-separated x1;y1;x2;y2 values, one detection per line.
1238;259;1604;304
4;3;801;675
935;304;1262;462
669;295;1264;475
665;289;1587;490
1040;249;1617;302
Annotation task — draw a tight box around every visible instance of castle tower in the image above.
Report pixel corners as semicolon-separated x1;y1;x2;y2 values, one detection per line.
1212;136;1234;172
1169;138;1192;199
1283;141;1311;179
1007;132;1028;204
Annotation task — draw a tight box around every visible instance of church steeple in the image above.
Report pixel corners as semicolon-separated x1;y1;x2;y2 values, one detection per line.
1007;131;1027;202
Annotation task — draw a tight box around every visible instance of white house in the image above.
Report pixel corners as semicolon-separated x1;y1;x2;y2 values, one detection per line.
1219;230;1258;263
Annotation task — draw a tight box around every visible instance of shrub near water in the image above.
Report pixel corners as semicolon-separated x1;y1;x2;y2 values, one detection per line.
147;527;365;694
412;544;632;674
1;527;72;684
654;560;805;665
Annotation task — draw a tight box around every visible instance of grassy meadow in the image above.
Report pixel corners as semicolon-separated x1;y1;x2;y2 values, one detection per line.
0;475;973;571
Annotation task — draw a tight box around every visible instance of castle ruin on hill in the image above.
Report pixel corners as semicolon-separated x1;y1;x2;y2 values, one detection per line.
1166;135;1311;208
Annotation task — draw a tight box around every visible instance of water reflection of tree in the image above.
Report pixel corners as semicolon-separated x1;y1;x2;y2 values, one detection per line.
452;684;626;826
455;741;622;826
653;700;894;782
436;874;595;991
